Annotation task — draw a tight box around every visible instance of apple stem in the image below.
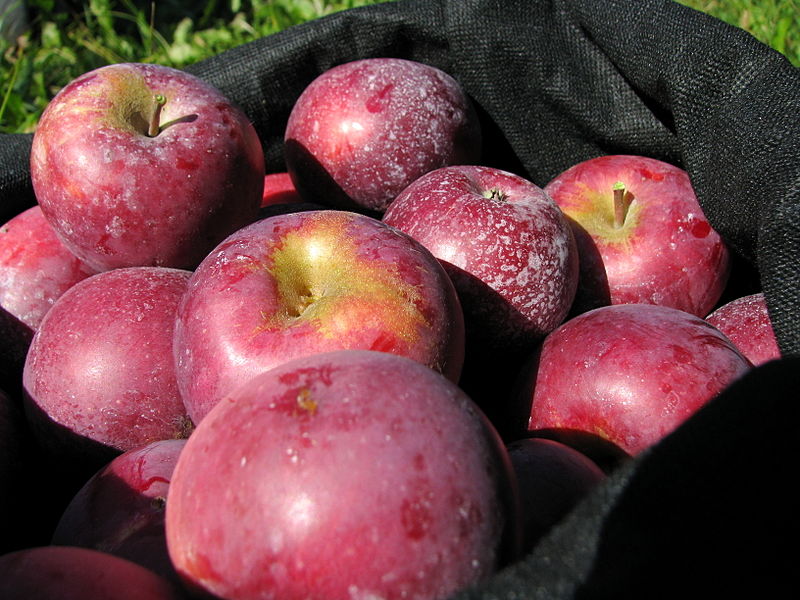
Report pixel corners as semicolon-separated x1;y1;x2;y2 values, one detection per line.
613;181;633;228
483;188;507;202
148;94;167;137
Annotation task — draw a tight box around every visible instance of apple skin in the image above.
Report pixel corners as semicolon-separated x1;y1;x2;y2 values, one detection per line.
173;209;465;425
515;304;752;458
30;62;264;272
284;57;481;214
51;438;186;585
543;154;730;317
383;165;579;352
165;349;519;600
0;205;97;331
705;292;781;366
506;437;605;555
0;546;184;599
262;172;303;207
22;266;194;484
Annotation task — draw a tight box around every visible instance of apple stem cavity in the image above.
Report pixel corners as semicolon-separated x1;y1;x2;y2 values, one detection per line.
613;181;634;228
483;188;508;202
148;94;167;137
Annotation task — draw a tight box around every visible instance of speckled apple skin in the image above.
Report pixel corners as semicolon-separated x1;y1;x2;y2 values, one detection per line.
383;165;579;351
0;205;97;331
544;155;730;317
520;304;752;457
173;209;465;425
30;62;264;272
52;439;186;584
165;349;518;600
22;267;193;470
284;58;481;213
706;292;781;366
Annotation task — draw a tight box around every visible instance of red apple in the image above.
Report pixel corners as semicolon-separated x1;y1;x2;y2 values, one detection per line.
0;546;183;599
705;292;781;366
165;349;519;600
173;209;465;424
0;205;97;331
506;437;605;555
30;62;264;272
383;164;579;352
544;154;730;317
51;438;186;585
262;171;303;207
284;57;481;213
516;304;752;458
22;266;193;482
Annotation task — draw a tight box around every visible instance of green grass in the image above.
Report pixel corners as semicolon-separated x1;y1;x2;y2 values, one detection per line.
1;0;797;135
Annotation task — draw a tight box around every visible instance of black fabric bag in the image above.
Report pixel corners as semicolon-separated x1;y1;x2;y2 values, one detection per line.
1;0;798;597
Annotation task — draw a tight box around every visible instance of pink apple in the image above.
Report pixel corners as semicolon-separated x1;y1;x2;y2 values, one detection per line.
0;546;183;599
705;292;781;366
0;204;97;331
22;266;193;482
544;154;730;317
284;57;481;213
30;62;264;272
506;437;605;555
173;209;465;424
262;171;302;207
165;349;519;600
51;438;186;585
516;304;752;458
383;164;579;351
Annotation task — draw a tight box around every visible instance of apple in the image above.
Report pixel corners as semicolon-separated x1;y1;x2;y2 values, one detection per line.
284;57;482;214
51;438;187;585
543;154;730;317
22;266;193;486
705;292;781;366
0;204;97;332
0;546;183;599
383;164;579;352
173;209;465;424
515;303;752;459
262;171;303;207
506;436;605;555
30;61;265;272
165;349;519;600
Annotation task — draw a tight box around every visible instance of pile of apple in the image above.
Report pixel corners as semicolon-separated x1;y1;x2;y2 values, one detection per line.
0;57;781;599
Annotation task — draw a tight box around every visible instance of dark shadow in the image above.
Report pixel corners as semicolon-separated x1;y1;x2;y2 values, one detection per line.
563;215;612;318
283;139;382;217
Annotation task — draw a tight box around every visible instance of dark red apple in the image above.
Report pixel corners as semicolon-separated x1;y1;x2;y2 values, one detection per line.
22;266;193;482
544;154;730;317
165;349;518;600
173;209;465;424
30;62;264;271
383;164;579;352
51;438;187;584
705;292;781;366
506;436;605;555
0;546;183;599
516;303;752;458
284;57;481;213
